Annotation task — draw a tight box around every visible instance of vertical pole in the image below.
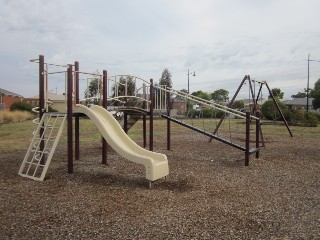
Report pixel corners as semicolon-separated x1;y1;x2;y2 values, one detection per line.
149;79;154;151
167;90;171;150
307;54;310;112
74;61;80;160
39;55;45;164
143;84;147;148
255;111;260;159
102;70;108;164
67;66;73;173
245;111;250;166
187;69;190;94
124;113;128;134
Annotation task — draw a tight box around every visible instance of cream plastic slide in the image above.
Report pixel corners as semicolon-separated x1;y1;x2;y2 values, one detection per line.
75;104;169;182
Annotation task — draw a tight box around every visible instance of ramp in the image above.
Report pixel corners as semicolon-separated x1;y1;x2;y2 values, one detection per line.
75;104;169;182
19;113;66;181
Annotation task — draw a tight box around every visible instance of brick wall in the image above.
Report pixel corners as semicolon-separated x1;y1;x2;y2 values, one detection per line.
1;95;23;110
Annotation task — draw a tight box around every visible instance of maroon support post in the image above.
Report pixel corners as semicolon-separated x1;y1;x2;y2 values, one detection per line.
256;111;260;159
143;101;147;148
39;55;45;164
75;61;80;160
245;111;250;166
149;79;154;151
102;70;108;164
166;90;171;150
67;66;73;173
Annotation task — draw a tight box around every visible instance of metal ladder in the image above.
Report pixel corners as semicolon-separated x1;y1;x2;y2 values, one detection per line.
18;113;67;181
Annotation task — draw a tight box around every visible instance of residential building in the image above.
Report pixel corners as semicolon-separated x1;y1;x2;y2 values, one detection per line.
283;98;314;111
25;92;67;112
0;88;24;111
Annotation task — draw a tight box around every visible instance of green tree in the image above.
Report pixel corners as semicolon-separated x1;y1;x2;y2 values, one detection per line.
112;76;136;106
231;100;244;109
261;99;289;121
268;88;284;99
84;78;99;99
311;79;320;109
191;90;210;100
159;68;172;88
159;69;173;109
211;89;229;102
291;92;307;98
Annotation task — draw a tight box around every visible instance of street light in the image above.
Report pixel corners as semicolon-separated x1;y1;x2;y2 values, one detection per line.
187;69;196;94
306;54;320;112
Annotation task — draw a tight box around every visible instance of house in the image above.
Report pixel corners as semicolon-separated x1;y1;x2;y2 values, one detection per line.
283;98;314;111
25;92;67;112
0;88;24;111
172;97;187;115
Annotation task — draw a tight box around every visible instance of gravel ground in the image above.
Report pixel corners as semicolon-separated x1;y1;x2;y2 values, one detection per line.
0;131;319;239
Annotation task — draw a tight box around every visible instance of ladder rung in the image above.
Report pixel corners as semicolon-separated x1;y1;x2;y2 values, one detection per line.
26;162;45;167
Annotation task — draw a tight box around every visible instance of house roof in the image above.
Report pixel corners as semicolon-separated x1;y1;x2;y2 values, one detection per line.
283;98;314;106
0;88;24;98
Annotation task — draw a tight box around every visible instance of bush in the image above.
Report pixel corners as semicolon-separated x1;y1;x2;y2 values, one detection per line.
261;99;289;121
302;112;318;127
10;102;32;112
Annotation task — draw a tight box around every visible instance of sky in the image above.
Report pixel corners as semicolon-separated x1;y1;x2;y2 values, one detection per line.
1;0;320;100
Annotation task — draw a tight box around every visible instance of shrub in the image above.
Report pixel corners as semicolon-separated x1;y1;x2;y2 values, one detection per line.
10;102;32;112
302;112;318;127
261;99;289;121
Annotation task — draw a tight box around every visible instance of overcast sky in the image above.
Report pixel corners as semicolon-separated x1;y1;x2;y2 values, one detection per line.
1;0;320;100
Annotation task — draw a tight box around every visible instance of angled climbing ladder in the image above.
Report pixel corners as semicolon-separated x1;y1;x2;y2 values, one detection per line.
18;113;67;181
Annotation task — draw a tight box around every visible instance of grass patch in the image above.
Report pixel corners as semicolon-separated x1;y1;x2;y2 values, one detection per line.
1;116;319;154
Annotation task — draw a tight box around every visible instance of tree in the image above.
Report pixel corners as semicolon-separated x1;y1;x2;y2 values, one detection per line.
112;76;136;106
311;79;320;109
84;77;99;99
211;89;229;102
261;99;289;121
268;88;284;99
231;100;244;109
291;92;307;99
158;69;173;109
191;90;210;100
159;68;172;88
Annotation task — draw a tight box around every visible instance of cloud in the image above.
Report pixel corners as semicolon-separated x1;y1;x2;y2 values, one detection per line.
0;0;320;100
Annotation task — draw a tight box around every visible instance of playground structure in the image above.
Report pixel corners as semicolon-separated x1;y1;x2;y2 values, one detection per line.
19;54;291;186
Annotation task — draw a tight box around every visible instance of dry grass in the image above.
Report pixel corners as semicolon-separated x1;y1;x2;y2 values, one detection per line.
0;110;33;124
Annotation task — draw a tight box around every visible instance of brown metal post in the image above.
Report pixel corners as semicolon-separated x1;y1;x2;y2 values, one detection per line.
245;111;250;166
167;91;171;150
149;79;154;151
75;61;80;160
255;111;260;159
39;55;45;164
143;101;147;148
124;113;128;134
209;75;248;142
102;70;108;164
39;55;45;120
67;66;73;173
